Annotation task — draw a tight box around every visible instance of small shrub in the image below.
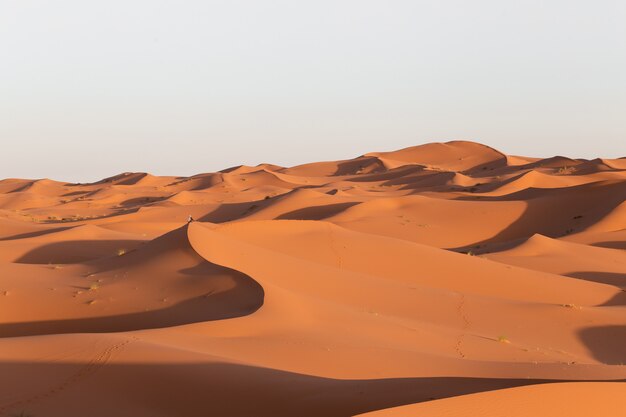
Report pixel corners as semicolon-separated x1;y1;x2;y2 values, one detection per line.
557;166;576;175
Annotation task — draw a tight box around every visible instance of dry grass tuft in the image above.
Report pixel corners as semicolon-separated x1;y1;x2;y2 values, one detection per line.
557;166;576;175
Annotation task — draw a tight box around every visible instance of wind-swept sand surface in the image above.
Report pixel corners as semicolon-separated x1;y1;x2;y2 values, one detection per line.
0;141;624;416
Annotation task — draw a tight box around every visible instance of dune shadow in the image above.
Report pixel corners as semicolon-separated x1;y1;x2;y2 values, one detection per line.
578;326;626;365
198;200;268;223
275;202;359;220
0;360;563;417
460;155;509;176
118;196;170;208
449;181;626;253
591;241;626;250
331;157;387;176
197;190;341;223
0;264;264;338
565;271;626;289
453;170;529;193
0;226;73;241
15;239;145;264
595;288;626;307
344;165;424;183
379;171;454;190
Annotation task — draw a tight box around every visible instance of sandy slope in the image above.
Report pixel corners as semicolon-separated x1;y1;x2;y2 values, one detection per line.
0;141;624;417
356;382;626;417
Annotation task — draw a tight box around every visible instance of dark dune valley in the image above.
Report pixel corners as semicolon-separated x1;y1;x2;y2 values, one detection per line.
1;141;625;416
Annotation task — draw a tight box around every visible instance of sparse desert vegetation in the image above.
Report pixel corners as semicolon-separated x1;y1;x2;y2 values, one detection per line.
557;166;577;175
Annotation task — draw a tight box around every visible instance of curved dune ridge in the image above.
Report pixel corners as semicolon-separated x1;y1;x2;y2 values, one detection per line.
0;140;624;417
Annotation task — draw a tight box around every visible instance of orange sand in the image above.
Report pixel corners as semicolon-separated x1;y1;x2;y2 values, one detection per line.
0;141;624;416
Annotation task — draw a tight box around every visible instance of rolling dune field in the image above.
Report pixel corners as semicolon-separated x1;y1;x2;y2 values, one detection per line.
1;141;625;416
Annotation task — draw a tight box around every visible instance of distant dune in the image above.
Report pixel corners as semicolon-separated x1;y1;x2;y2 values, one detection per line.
0;141;624;416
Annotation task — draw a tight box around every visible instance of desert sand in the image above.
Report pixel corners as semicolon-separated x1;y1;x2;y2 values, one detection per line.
0;141;624;416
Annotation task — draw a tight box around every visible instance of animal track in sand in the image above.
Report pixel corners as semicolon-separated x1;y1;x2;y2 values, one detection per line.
454;293;471;359
0;337;138;416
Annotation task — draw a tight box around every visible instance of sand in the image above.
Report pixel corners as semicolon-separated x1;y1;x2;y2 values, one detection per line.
0;140;624;416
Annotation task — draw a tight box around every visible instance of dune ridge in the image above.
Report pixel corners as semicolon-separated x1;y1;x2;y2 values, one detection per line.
0;140;624;416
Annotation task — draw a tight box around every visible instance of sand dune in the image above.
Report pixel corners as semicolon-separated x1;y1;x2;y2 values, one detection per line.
0;141;624;416
356;382;626;417
367;141;507;172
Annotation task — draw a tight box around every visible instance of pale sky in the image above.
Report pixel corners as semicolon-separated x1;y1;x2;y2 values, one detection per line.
1;0;625;181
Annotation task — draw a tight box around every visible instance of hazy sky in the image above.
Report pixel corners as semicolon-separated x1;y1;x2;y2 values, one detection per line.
1;1;625;181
